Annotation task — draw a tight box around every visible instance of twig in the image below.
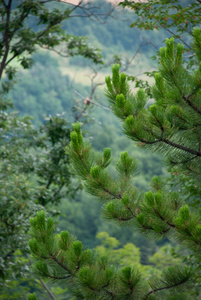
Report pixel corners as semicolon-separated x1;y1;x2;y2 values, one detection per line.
74;90;111;111
39;279;56;300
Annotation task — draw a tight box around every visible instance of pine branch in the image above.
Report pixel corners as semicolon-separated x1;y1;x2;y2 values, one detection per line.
183;93;201;115
145;279;189;298
145;265;194;298
162;138;201;157
152;208;176;228
51;253;73;274
41;273;70;280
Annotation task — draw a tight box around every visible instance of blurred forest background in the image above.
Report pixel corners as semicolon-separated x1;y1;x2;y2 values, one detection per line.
1;0;177;298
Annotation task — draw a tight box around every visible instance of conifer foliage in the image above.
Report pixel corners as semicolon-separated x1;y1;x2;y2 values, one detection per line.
29;31;201;298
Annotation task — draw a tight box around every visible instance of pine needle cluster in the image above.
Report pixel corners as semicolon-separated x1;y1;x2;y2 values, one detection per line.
105;31;201;185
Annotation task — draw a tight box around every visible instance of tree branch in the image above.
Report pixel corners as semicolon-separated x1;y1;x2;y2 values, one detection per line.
1;0;7;8
145;277;191;298
39;279;56;300
4;52;20;68
0;0;12;79
74;90;111;112
51;253;72;273
163;138;201;157
42;272;70;280
93;176;122;200
183;94;201;115
153;208;176;228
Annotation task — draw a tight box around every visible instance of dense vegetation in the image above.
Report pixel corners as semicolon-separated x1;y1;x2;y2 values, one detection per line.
29;31;201;298
1;0;201;299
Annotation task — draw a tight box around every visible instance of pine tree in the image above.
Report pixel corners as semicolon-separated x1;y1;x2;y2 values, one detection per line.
28;29;201;299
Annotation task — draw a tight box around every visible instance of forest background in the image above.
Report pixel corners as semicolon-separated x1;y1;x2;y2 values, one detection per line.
0;0;197;299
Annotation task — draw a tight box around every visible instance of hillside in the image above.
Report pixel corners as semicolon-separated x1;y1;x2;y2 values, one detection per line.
8;0;167;265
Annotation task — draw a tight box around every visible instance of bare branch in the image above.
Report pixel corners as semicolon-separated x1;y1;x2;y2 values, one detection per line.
162;26;191;49
74;90;111;112
39;279;56;300
121;40;144;72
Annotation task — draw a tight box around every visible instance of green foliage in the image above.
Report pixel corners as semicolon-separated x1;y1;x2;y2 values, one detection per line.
27;293;37;300
0;0;103;94
104;35;201;189
29;212;197;299
2;0;201;298
0;99;81;292
120;0;201;49
8;51;91;124
30;211;151;298
28;34;201;298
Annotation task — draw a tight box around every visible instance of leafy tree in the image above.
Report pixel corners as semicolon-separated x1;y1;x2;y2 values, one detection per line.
0;0;103;93
0;110;77;283
120;0;201;50
95;232;182;279
28;29;201;298
0;0;112;295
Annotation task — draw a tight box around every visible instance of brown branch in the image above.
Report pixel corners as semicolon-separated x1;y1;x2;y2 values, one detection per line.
0;0;12;79
179;226;201;248
4;52;20;67
153;208;176;228
39;279;56;300
43;272;70;280
75;106;88;122
126;205;136;217
51;253;72;273
67;0;84;14
146;112;201;155
95;177;122;200
163;138;201;157
163;26;191;49
1;5;32;72
39;44;68;57
121;40;144;73
145;277;190;298
141;223;171;234
170;154;199;165
36;24;55;40
183;94;201;115
116;215;134;221
131;127;201;156
133;134;159;145
74;90;111;112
